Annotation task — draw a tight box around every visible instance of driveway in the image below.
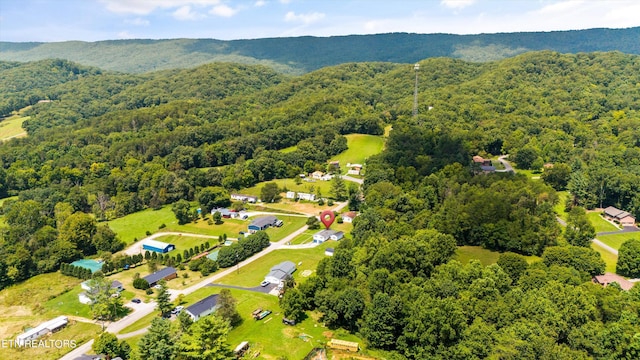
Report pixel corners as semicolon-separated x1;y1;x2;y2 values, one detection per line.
496;154;515;173
597;226;640;236
208;282;277;294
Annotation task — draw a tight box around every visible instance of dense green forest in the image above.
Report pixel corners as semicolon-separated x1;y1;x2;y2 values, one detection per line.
1;27;639;74
1;50;640;358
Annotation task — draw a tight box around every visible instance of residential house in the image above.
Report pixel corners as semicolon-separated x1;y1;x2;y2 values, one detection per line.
330;231;344;241
341;211;358;223
142;239;175;253
473;155;495;173
143;267;177;286
16;316;68;346
603;206;636;226
286;191;316;201
211;207;233;218
593;273;635;291
230;193;258;203
248;215;278;233
184;294;220;321
347;163;363;175
312;229;343;243
264;261;297;284
311;171;324;180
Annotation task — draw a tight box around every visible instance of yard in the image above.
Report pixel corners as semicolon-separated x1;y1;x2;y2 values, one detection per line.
329;134;385;174
215;243;332;288
596;232;640;250
591;242;618;273
587;211;620;233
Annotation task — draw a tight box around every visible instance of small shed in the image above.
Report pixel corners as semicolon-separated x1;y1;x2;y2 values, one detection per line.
233;341;250;357
325;248;334;256
330;231;344;241
142;239;175;253
185;294;220;321
143;267;177;286
265;261;297;284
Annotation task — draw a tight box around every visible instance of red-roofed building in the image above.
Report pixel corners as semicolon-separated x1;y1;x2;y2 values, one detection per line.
593;273;635;291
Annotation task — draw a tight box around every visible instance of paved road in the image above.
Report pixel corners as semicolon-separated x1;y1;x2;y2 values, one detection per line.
592;239;619;255
61;222;311;360
597;226;640;236
496;154;515;173
343;175;363;184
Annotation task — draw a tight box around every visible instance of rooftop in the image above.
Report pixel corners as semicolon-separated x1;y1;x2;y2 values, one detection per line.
593;273;635;291
186;294;219;317
143;267;177;285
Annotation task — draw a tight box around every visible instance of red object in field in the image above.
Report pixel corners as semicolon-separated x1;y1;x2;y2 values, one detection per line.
320;210;335;229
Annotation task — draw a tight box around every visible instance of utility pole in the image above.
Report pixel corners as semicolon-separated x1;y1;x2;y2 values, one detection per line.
413;63;419;117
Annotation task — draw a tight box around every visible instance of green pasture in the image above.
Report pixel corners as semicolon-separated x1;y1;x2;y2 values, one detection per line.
329;134;385;173
240;178;334;198
591;242;618;273
261;215;307;241
597;232;640;250
587;212;620;233
0;113;29;141
455;246;541;266
155;234;219;253
43;284;93;319
106;206;179;244
216;243;332;288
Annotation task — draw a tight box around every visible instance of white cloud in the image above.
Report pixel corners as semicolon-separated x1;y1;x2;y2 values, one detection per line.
284;11;325;24
279;0;292;4
534;0;585;15
117;30;135;38
100;0;222;15
125;17;150;26
254;0;267;6
173;5;202;20
440;0;476;10
209;4;237;17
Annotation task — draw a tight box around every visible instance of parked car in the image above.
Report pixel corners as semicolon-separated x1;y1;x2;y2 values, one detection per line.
275;220;284;227
282;317;296;326
131;298;141;304
260;280;270;287
172;306;184;314
154;284;162;289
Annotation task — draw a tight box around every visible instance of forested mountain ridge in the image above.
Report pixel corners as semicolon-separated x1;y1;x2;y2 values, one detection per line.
1;27;639;74
0;51;639;305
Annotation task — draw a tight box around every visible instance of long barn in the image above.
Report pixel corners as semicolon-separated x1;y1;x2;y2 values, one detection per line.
142;239;175;253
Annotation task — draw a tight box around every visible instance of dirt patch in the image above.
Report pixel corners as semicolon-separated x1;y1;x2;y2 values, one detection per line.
322;331;334;338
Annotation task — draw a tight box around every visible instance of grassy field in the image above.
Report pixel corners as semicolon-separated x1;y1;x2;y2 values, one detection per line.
216;243;332;288
0;113;29;141
2;321;101;360
330;134;385;173
597;232;640;250
591;242;618;273
587;211;620;233
240;178;334;199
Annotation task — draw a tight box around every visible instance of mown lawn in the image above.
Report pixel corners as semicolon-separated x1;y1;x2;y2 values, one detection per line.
216;243;332;288
240;178;334;199
587;211;620;233
106;206;179;244
554;191;569;221
591;242;618;273
329;134;385;174
597;232;640;250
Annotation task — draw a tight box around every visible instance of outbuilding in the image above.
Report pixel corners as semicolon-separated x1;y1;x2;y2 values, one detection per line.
248;215;277;233
143;267;177;286
313;229;343;243
142;239;175;253
185;294;220;321
16;316;68;346
341;211;358;223
265;261;296;284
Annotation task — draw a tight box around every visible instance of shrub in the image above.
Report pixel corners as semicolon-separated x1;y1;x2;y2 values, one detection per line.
133;278;150;290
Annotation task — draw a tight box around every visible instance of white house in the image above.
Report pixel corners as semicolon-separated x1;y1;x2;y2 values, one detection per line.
330;231;344;241
311;171;324;180
230;193;258;203
16;316;68;346
185;294;220;322
320;174;334;181
341;211;358;223
347;163;363;175
265;261;297;284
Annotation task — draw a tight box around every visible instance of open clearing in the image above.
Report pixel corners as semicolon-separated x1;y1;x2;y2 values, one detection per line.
587;211;620;233
591;242;618;273
329;134;385;173
597;232;639;250
0;113;29;141
455;246;541;266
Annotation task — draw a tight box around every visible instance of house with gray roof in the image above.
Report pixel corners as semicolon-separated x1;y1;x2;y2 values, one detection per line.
185;294;220;321
143;267;177;286
248;215;278;233
264;261;296;284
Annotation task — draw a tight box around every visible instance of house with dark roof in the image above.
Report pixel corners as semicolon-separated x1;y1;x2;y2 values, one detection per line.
143;267;177;286
603;206;636;226
265;261;296;284
248;215;277;233
185;294;220;321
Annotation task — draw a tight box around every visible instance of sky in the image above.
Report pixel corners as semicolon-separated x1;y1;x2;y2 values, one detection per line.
0;0;639;42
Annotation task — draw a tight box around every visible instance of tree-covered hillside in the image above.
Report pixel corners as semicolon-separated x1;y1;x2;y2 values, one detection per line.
0;51;639;305
1;27;639;74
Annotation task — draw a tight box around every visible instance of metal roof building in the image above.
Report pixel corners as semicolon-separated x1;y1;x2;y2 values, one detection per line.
142;239;175;253
185;294;220;321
